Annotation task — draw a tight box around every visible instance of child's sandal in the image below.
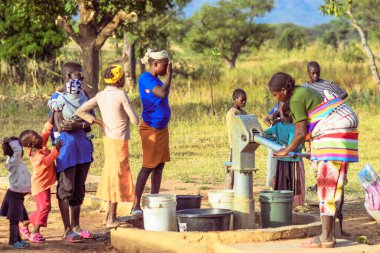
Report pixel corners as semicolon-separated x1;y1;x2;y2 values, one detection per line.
19;226;31;240
29;233;46;243
11;240;29;249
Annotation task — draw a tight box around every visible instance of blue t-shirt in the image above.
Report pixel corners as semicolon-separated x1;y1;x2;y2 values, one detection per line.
264;122;302;162
138;72;171;129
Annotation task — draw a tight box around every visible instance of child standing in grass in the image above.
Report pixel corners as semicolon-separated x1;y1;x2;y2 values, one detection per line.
1;137;31;249
226;88;247;190
77;65;139;228
264;103;305;206
18;114;63;243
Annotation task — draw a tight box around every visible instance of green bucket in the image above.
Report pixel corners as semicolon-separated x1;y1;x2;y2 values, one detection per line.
259;190;293;228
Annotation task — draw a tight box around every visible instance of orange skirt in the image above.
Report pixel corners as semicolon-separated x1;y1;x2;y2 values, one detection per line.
140;120;170;168
96;137;135;203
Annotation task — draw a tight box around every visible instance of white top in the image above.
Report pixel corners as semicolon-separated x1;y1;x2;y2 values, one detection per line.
5;140;31;193
76;86;139;140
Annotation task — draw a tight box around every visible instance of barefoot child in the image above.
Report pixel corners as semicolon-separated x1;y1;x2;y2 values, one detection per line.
1;137;31;249
19;114;64;242
77;65;139;228
264;103;305;207
226;88;247;189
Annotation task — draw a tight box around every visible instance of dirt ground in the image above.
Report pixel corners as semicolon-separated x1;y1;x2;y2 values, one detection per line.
0;179;379;252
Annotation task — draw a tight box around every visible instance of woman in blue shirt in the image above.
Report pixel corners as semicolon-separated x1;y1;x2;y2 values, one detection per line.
132;49;172;215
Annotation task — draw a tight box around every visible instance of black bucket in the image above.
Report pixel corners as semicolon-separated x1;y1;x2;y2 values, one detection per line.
176;208;232;232
176;195;202;211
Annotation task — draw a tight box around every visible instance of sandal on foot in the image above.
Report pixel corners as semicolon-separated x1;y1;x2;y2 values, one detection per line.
77;229;94;239
302;236;335;248
72;226;94;239
131;209;143;217
19;226;31;240
29;233;46;243
10;240;29;249
65;232;83;243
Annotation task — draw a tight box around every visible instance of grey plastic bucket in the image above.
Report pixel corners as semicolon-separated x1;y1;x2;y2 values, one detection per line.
259;190;293;228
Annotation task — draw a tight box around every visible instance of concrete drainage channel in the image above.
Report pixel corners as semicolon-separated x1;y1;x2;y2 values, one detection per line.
111;212;323;253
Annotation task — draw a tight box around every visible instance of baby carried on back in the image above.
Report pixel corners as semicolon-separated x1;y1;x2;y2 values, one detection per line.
48;78;93;140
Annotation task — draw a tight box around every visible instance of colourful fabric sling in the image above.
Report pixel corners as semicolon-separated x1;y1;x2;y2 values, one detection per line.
306;98;359;162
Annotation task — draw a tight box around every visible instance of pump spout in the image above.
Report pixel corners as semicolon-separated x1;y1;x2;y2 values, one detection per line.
253;135;310;159
253;135;283;151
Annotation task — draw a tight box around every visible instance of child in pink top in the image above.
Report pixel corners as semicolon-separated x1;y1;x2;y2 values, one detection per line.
19;114;63;243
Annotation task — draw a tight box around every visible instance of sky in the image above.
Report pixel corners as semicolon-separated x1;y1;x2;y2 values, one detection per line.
183;0;334;27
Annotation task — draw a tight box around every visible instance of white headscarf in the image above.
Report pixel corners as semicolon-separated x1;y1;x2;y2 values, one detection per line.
141;48;169;64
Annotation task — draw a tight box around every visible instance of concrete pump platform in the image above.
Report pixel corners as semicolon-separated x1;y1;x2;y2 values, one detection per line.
111;212;325;253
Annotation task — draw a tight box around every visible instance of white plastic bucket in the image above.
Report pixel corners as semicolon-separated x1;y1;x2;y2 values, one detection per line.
208;190;234;229
208;190;234;209
142;194;177;231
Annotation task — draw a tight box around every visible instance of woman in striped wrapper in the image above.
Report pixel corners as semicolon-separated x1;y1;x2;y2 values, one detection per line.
267;72;359;248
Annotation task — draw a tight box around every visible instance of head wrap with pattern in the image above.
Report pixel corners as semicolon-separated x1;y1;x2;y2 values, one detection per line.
104;65;124;84
141;48;169;65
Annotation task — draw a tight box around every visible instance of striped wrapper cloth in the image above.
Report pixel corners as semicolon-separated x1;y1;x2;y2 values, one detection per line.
307;98;359;162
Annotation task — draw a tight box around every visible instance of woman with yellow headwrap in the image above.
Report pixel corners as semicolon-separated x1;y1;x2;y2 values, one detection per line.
76;65;139;228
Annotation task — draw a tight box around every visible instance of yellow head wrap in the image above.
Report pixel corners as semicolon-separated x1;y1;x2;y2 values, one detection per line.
104;65;124;84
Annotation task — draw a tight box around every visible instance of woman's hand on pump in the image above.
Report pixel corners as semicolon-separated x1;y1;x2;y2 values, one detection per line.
273;148;289;156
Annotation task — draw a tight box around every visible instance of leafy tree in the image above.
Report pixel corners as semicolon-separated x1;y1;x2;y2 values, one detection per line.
352;0;380;58
0;0;68;83
57;0;181;97
321;0;380;89
120;1;190;91
276;24;308;52
187;0;274;69
322;30;339;50
320;21;351;51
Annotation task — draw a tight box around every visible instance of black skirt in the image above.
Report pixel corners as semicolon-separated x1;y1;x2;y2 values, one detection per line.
274;161;301;196
0;189;29;222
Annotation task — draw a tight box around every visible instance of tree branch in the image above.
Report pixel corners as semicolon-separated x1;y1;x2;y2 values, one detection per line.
79;0;96;26
56;16;81;44
96;14;114;33
95;10;137;50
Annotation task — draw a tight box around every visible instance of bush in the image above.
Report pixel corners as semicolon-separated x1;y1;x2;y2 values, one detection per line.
341;43;365;63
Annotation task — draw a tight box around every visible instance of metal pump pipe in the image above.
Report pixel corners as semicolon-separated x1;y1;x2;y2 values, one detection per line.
253;135;310;159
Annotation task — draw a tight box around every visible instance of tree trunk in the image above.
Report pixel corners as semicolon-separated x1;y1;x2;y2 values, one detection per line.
225;58;236;69
11;64;25;84
347;8;380;89
130;43;136;86
208;58;217;116
81;43;100;97
139;60;146;74
122;34;137;92
225;50;239;69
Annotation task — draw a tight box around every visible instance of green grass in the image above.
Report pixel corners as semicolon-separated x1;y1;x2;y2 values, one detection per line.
0;43;379;200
